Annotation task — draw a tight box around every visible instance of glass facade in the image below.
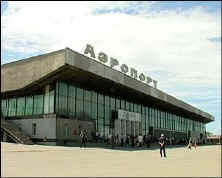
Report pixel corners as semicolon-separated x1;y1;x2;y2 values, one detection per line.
2;85;54;117
1;80;206;137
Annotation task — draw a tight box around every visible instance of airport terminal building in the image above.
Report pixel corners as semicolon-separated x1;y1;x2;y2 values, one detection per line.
1;46;214;145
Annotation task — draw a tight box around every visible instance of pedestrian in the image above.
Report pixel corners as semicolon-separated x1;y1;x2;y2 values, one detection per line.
187;138;192;150
108;132;112;145
111;134;115;149
143;135;146;146
43;136;47;142
159;134;167;158
135;135;139;147
80;130;87;148
194;140;197;151
120;135;124;147
131;135;135;147
115;135;119;145
125;135;129;147
138;135;143;147
147;134;151;148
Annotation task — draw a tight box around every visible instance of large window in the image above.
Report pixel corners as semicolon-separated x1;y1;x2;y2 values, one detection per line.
129;102;133;112
141;106;146;135
76;87;84;118
91;91;98;120
17;97;25;116
25;96;33;115
33;94;44;115
98;94;104;132
57;82;68;115
68;85;76;116
104;95;110;125
120;99;125;110
1;80;207;138
1;99;8;117
8;98;17;116
84;89;92;119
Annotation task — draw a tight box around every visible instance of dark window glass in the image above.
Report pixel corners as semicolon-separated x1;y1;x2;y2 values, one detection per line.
33;95;43;115
25;96;33;116
68;85;76;116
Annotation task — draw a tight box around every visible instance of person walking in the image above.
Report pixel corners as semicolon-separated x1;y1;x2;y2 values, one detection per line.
125;135;129;147
80;130;87;148
187;137;192;150
159;134;167;158
111;134;115;149
120;135;124;147
194;140;197;151
138;135;143;147
108;132;112;145
147;134;152;148
131;135;135;147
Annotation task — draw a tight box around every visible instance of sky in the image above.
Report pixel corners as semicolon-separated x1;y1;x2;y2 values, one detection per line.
1;1;221;135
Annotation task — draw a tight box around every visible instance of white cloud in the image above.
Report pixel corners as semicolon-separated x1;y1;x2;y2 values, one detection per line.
1;2;221;105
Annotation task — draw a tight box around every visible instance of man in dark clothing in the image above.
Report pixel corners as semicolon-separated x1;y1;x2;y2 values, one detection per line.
111;135;115;149
80;130;87;148
131;135;135;147
146;134;152;148
159;134;167;158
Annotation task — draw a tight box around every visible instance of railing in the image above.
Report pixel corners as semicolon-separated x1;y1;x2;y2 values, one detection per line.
1;127;24;144
1;119;33;144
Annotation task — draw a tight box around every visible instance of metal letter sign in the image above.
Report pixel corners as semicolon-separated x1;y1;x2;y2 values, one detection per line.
83;44;158;88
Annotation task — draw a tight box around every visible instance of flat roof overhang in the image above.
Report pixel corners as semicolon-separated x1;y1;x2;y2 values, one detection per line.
1;64;213;124
1;47;214;123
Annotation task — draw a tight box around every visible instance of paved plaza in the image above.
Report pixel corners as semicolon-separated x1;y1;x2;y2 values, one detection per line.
1;142;221;177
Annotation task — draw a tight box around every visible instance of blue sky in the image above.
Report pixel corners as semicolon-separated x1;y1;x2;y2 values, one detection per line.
1;1;221;135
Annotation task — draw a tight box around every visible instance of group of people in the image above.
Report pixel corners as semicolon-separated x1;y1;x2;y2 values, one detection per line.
105;134;153;148
80;130;198;158
187;137;198;151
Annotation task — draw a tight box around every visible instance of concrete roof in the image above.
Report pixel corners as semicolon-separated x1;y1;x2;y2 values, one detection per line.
1;47;214;123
